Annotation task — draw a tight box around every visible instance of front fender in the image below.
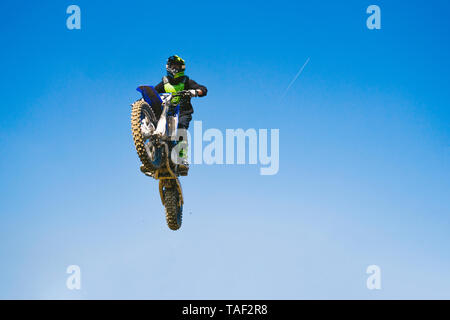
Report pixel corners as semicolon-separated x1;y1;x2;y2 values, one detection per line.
137;85;162;108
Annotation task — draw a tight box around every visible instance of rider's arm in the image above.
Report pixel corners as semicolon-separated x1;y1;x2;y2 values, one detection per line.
187;79;207;97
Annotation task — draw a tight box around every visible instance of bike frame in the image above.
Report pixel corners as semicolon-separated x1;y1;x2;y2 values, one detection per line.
155;93;180;141
137;86;180;141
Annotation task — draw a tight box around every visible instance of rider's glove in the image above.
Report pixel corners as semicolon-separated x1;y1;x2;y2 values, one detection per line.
188;89;199;97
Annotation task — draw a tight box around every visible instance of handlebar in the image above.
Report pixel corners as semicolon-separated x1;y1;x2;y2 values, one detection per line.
172;90;191;97
159;90;191;98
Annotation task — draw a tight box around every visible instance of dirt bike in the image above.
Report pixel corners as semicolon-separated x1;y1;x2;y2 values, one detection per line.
131;86;190;231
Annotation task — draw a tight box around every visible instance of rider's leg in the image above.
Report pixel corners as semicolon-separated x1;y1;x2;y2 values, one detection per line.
177;113;192;130
176;114;192;174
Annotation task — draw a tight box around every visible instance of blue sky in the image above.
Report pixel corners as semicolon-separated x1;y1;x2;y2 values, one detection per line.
0;0;449;299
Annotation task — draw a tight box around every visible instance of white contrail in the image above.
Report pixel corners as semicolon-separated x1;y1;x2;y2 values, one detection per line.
281;57;310;100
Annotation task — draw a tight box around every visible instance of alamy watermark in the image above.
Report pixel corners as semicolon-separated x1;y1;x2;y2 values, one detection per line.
66;5;81;30
172;121;280;176
366;5;381;30
66;265;81;290
366;265;381;290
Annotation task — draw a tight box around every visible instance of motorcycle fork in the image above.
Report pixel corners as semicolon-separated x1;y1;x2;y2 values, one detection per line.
156;143;184;208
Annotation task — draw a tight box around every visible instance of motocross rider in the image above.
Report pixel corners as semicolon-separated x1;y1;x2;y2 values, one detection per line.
154;55;207;173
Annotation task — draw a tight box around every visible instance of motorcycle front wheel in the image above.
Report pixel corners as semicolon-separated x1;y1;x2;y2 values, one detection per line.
163;185;183;230
131;99;161;171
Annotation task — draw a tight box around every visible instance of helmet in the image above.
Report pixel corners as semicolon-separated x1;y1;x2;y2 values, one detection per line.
166;55;186;79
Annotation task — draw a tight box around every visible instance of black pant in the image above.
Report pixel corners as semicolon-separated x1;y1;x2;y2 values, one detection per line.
178;113;192;129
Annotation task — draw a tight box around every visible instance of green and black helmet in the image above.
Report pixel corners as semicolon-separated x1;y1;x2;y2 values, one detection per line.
166;55;186;79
